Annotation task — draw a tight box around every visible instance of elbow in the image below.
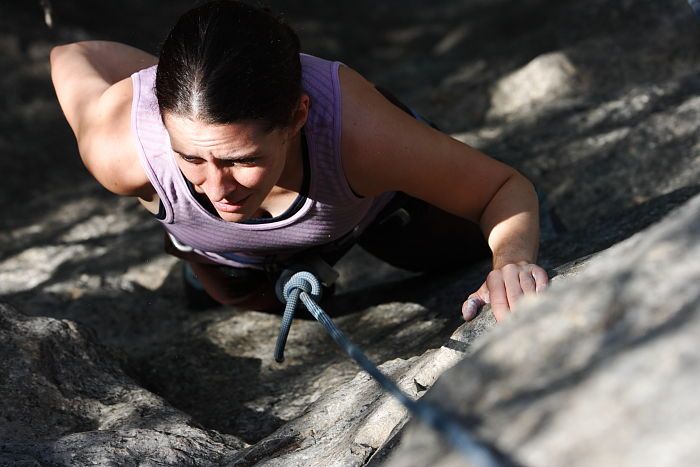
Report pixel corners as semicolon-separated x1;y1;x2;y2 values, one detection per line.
514;170;537;197
478;170;538;224
510;170;538;209
49;44;66;70
49;42;92;69
501;167;536;194
49;43;80;74
496;168;537;200
50;42;78;61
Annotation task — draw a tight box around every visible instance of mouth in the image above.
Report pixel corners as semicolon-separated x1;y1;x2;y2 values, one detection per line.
212;194;251;213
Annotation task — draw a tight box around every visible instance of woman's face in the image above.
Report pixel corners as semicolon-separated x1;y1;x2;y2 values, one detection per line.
164;114;294;222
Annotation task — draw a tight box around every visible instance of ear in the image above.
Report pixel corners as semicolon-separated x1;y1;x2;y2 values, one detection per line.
290;93;310;134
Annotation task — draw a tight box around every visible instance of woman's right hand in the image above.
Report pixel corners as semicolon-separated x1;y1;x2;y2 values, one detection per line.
462;261;548;322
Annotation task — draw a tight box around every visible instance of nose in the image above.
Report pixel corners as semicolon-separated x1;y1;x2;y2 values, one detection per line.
205;165;238;201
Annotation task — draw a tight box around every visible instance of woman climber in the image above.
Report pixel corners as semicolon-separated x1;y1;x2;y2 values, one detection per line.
49;0;548;322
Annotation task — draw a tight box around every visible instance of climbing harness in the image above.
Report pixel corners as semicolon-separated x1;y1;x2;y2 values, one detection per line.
274;270;502;467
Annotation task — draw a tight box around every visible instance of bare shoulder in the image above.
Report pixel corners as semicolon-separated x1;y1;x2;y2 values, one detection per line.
338;64;517;222
338;65;448;197
80;77;153;198
50;42;155;198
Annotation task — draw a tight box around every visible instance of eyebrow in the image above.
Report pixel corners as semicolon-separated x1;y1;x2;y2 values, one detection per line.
172;149;261;161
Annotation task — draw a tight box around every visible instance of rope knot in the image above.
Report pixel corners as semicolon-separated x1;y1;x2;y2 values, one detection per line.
281;271;322;302
274;270;323;363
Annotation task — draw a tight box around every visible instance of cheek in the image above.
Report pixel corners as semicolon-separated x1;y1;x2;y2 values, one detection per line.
178;164;206;185
237;167;273;188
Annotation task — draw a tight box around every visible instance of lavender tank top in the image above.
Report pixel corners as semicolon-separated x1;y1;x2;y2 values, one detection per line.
131;54;394;269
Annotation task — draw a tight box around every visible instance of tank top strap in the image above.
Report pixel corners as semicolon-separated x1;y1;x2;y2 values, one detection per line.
130;65;176;223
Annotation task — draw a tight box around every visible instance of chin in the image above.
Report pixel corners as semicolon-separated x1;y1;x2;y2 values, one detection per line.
218;211;249;223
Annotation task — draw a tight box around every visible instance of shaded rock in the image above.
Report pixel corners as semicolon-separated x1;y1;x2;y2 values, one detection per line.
0;304;245;465
386;193;700;467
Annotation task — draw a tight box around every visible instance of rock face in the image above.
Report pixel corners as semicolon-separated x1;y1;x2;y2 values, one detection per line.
1;0;700;465
0;303;245;465
387;194;700;467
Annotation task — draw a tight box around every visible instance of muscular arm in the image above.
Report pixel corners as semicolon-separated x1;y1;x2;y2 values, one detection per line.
50;41;157;197
340;65;547;320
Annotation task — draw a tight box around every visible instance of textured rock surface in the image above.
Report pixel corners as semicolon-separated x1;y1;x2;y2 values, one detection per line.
387;194;700;467
1;0;700;465
0;303;245;465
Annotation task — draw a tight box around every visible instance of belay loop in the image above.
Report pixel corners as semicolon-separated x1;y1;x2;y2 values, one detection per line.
273;270;502;467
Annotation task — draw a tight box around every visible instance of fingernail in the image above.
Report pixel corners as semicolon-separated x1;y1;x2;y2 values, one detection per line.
462;299;478;320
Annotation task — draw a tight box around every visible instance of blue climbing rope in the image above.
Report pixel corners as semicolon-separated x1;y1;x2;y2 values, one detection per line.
274;270;501;467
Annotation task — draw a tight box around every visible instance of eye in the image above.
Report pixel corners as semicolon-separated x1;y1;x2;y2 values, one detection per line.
237;157;259;166
179;154;202;164
223;157;258;167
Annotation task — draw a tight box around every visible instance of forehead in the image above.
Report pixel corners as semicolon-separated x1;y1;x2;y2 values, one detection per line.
163;114;270;152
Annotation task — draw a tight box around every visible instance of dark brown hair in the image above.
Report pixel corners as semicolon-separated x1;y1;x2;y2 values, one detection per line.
156;1;302;130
